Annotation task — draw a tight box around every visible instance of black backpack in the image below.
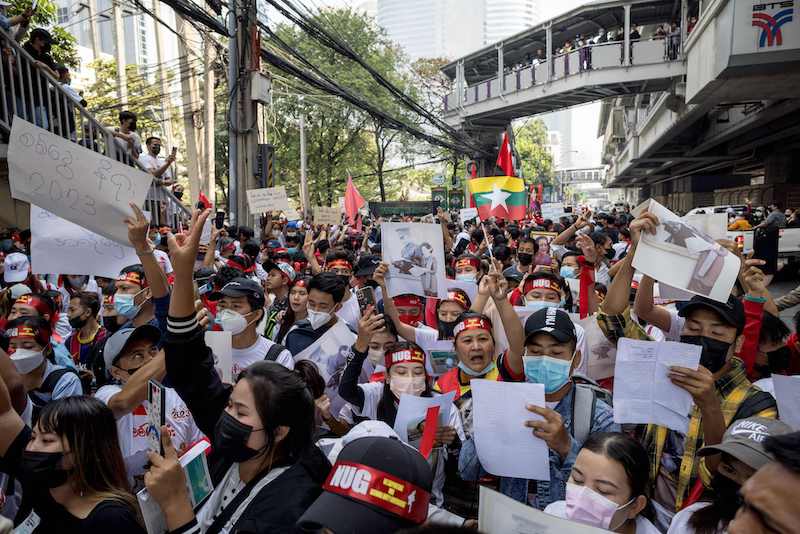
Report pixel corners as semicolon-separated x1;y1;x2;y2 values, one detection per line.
265;342;287;362
570;373;613;444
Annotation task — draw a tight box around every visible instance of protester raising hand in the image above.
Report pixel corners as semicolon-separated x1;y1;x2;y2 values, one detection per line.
354;305;385;353
124;203;152;254
628;210;659;248
575;233;598;265
144;426;194;530
167;208;211;319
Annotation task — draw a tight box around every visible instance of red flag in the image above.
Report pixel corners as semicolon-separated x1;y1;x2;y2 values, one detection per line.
496;131;515;177
536;183;543;203
198;191;213;209
344;175;365;224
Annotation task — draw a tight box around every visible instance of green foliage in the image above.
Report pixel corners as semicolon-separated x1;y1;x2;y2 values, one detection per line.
8;0;79;67
514;119;554;186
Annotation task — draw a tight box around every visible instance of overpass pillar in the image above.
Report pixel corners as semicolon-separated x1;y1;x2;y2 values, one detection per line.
497;43;504;94
546;24;552;82
623;4;631;66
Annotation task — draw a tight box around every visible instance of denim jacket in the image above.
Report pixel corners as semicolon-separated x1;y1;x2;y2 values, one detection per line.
458;385;618;509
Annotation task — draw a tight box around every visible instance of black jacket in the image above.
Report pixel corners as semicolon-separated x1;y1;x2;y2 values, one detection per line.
164;315;330;534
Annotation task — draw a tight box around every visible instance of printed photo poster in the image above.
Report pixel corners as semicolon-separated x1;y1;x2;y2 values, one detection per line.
381;222;448;299
632;199;741;303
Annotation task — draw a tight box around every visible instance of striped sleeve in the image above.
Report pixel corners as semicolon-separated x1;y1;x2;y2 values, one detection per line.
167;314;199;335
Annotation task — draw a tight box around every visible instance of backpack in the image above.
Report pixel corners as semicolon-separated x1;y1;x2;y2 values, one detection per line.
265;342;287;362
28;367;80;422
570;373;613;445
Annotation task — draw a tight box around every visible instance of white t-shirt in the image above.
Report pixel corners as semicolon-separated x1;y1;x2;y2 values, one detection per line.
153;249;173;275
231;335;294;378
336;292;361;333
138;152;173;180
94;384;204;478
545;500;662;534
667;308;686;342
667;502;724;534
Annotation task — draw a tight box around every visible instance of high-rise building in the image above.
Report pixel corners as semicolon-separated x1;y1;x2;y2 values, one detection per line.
484;0;539;45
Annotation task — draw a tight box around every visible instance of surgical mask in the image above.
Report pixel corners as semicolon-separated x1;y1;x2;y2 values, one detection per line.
114;292;141;319
565;482;635;530
287;247;297;255
523;354;573;394
439;320;457;339
517;252;533;266
457;359;496;377
367;348;384;366
337;274;351;288
214;309;250;335
398;313;420;325
67;275;86;288
456;273;477;282
560;266;577;279
20;451;70;489
389;375;426;397
213;411;261;463
198;282;213;296
307;308;332;330
10;348;45;374
68;313;87;329
680;335;731;373
524;300;561;312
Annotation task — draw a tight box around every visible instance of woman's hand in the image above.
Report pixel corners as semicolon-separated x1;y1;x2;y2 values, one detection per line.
354;306;385;352
372;262;389;288
167;209;212;277
124;203;151;254
144;427;194;529
433;425;458;446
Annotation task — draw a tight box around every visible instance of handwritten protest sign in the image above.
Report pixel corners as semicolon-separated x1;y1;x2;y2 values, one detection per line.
459;207;478;223
246;187;289;213
313;206;341;226
8;119;151;245
30;205;140;278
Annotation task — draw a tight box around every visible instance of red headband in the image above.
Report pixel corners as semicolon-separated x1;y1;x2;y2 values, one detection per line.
14;295;52;318
393;294;422;308
324;461;430;524
326;259;352;272
293;278;309;289
453;316;492;338
444;290;469;310
455;257;480;270
227;258;255;273
6;324;50;347
522;277;562;296
385;345;426;370
116;272;148;289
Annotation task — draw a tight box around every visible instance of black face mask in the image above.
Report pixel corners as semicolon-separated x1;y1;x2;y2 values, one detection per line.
439;320;457;339
103;316;122;334
174;191;183;200
680;335;732;373
213;411;261;463
68;314;87;330
20;451;70;489
337;274;351;288
364;279;379;289
517;252;533;266
604;247;615;260
710;473;742;523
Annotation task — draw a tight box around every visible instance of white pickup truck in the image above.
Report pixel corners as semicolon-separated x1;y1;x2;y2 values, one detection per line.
726;228;800;258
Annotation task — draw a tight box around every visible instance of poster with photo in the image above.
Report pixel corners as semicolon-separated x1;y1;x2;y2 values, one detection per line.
632;199;741;303
381;222;448;299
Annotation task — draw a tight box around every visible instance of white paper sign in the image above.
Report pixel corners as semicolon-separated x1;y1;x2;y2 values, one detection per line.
382;222;448;299
683;212;728;241
394;391;455;444
772;374;800;430
613;338;701;433
30;205;141;278
578;315;617;380
199;217;212;245
283;209;302;221
313;206;341;226
459;207;478;223
632;199;741;303
246;186;290;213
8;119;151;244
205;331;233;384
471;379;550;481
479;486;607;534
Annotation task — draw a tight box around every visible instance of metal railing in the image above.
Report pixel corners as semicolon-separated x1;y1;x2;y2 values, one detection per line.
444;35;683;113
0;28;191;227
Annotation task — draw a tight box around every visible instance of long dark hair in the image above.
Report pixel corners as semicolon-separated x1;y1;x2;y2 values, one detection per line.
37;396;141;523
237;361;315;468
376;341;432;426
275;277;311;344
580;432;654;521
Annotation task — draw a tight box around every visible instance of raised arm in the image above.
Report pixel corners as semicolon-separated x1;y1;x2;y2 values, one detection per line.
303;227;323;275
339;306;384;409
437;208;454;252
373;262;417;343
0;369;25;459
126;203;169;299
488;266;525;376
107;352;167;419
553;210;590;246
0;348;26;415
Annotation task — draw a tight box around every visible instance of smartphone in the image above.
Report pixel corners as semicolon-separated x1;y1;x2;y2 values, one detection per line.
147;380;166;455
171;146;177;157
356;286;376;316
214;210;225;230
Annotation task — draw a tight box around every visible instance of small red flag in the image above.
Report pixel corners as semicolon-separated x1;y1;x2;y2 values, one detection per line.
496;131;515;177
198;191;213;210
344;175;365;224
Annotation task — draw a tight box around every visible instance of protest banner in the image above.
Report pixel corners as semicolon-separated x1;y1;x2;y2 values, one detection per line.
382;222;448;299
30;205;141;278
8;119;150;245
283;209;302;221
313;206;341;226
246;186;289;213
459;207;479;223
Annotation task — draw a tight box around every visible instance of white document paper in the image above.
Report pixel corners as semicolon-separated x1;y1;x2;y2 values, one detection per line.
382;222;448;299
199;217;212;245
8;119;151;245
613;338;701;433
632;199;741;303
479;486;608;534
394;391;455;444
205;331;233;384
459;207;478;223
246;186;290;213
29;205;141;278
772;375;800;430
313;206;341;226
683;212;728;241
471;379;549;481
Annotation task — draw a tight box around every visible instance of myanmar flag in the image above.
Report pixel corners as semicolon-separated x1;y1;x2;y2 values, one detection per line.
468;176;526;221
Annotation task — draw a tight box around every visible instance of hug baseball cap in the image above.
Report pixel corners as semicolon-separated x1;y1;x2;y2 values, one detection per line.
524;307;576;344
297;436;433;532
698;416;792;470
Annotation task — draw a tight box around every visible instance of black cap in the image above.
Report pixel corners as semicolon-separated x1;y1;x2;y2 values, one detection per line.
297;437;433;532
524;307;577;343
209;277;265;306
354;255;381;277
502;266;523;283
193;267;215;282
678;294;745;333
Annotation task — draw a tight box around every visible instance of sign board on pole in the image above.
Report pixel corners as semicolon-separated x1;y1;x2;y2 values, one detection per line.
449;188;464;210
313;206;341;226
246;186;289;213
459;207;479;223
431;187;447;209
432;174;445;186
8;119;151;245
369;201;438;217
283;209;302;221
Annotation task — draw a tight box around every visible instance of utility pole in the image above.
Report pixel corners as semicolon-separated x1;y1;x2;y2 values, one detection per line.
87;0;101;60
112;0;128;105
299;111;308;218
176;15;204;205
227;5;239;224
203;36;216;206
153;0;173;146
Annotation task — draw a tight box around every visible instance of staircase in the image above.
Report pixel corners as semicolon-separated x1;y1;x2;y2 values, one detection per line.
0;28;190;230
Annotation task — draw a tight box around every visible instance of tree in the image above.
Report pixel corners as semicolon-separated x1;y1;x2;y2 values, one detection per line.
514;118;554;186
8;0;79;67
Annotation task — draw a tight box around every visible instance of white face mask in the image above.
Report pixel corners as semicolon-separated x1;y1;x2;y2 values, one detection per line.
307;309;332;330
389;375;426;398
10;348;45;374
367;348;384;366
214;309;250;335
456;273;477;282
